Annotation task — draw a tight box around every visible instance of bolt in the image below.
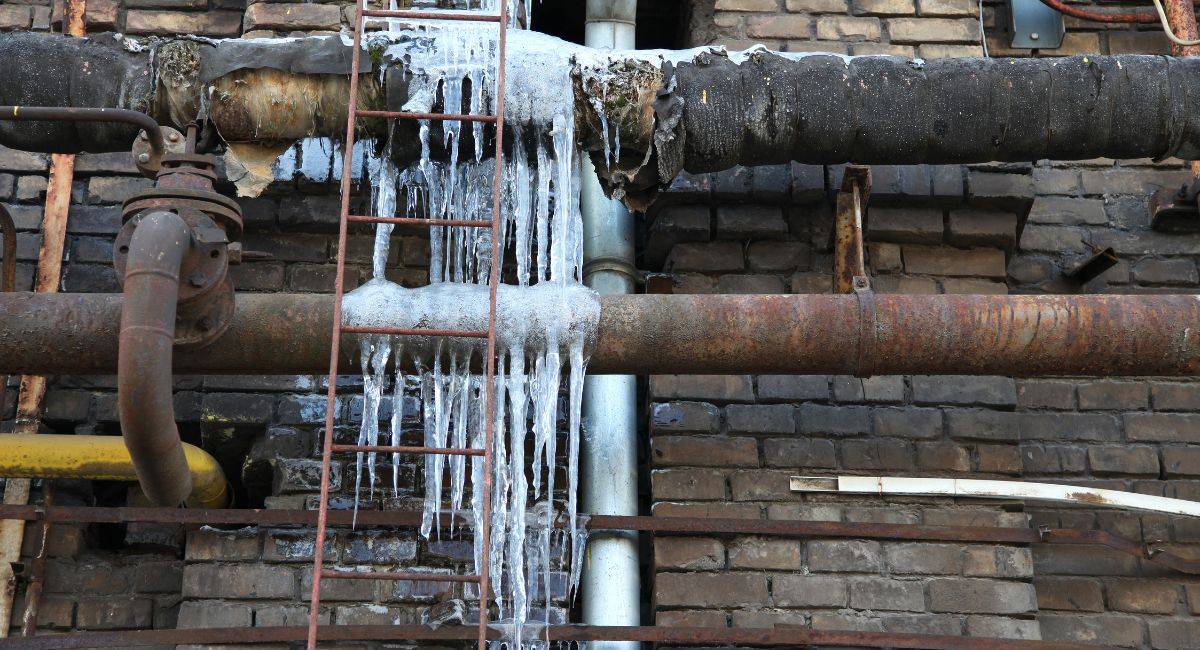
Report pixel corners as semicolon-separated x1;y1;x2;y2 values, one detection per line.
1030;32;1040;40
139;132;147;141
188;272;205;288
197;316;212;332
168;132;180;143
137;153;150;163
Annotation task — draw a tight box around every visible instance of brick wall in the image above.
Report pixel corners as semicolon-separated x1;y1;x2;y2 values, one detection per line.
5;0;1200;645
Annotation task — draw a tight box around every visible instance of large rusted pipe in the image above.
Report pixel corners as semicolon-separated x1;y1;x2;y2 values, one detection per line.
3;292;1200;377
118;211;193;507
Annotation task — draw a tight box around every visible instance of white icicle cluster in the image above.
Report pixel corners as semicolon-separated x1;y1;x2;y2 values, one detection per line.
340;10;597;648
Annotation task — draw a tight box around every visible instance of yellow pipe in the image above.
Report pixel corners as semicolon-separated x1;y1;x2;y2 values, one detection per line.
0;434;229;509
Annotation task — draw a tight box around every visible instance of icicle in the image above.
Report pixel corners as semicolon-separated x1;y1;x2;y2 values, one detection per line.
390;343;405;497
566;342;584;580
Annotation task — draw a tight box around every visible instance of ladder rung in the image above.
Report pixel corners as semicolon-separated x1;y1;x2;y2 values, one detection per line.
321;569;481;583
341;326;490;338
347;215;493;228
363;9;501;22
332;444;486;456
356;109;498;124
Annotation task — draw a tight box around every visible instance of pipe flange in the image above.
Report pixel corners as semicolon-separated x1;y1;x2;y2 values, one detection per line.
114;210;230;306
122;188;243;242
174;275;235;349
133;126;186;179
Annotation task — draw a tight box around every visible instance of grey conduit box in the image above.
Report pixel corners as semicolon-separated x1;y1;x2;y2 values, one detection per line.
1009;0;1065;49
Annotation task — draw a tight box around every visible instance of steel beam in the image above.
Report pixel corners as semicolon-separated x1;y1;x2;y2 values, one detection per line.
3;292;1200;376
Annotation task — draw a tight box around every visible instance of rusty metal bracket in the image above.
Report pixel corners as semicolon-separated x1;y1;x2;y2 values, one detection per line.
1150;178;1200;232
853;278;876;378
834;165;871;294
1065;244;1118;285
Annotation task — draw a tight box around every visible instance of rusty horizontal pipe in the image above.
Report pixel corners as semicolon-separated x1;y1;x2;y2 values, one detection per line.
2;292;1200;376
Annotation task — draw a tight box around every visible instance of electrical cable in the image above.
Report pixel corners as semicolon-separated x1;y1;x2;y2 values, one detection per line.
1150;0;1200;44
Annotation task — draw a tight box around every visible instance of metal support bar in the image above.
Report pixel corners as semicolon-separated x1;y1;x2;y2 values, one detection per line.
834;165;870;294
0;505;1194;575
0;622;1113;649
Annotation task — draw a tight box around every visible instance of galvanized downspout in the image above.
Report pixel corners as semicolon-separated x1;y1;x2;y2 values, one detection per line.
118;210;195;507
580;1;641;645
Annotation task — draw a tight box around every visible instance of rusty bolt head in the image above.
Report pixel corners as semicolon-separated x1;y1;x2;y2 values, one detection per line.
168;132;180;143
197;316;213;332
188;272;206;288
137;153;150;163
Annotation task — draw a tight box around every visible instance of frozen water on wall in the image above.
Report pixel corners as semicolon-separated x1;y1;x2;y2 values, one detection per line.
340;9;595;647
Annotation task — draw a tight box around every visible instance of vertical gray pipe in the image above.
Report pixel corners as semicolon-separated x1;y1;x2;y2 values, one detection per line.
580;0;641;645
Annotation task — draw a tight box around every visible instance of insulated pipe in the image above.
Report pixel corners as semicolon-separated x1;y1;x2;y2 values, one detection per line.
118;211;193;507
0;435;229;509
580;1;641;645
6;293;1200;377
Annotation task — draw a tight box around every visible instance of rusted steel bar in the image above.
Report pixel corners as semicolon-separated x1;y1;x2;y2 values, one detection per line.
18;487;51;637
1036;0;1156;23
7;292;1200;376
0;623;1110;649
1165;0;1200;56
0;204;14;294
0;505;1195;575
833;166;870;294
0;107;164;159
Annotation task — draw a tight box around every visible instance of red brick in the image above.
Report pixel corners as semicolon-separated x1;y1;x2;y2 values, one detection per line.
654;537;725;570
652;435;759;467
656;572;768;607
125;10;243;36
244;2;343;31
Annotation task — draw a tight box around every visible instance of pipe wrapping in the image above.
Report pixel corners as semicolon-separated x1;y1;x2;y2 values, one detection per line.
4;292;1200;377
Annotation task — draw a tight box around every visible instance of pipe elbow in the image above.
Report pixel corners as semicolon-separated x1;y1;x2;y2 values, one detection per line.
0;434;229;509
118;210;193;507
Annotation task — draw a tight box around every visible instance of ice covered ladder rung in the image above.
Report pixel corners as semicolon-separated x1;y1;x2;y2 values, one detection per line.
306;2;510;649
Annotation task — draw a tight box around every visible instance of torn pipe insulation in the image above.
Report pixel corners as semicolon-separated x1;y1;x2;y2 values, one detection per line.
6;31;1200;206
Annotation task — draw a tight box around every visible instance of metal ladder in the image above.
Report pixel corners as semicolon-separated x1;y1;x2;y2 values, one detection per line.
307;2;509;648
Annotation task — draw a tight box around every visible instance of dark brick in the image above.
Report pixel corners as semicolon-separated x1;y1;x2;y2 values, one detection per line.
729;470;791;501
1020;412;1121;442
715;274;786;294
1027;196;1107;225
185;528;261;561
726;404;795;434
945;409;1020;441
928;578;1036;614
177;601;253;628
1035;577;1104;612
182;564;296;599
842;438;915;470
798;403;870;436
1039;613;1144;647
1077;381;1148;410
1162;447;1200;477
652;435;759;467
808;540;883;573
728;537;802;570
654;537;724;570
664;242;744;272
200;393;274;424
650;375;755;402
1107;580;1180;614
126;8;243;35
63;264;119;292
867;207;943;244
763;437;836;468
869;164;932;198
860;376;905;402
873;407;943;439
746;241;810;272
967;171;1034;200
912;376;1016;407
274;458;342;494
43;390;91;421
946;208;1017;248
655;573;767;607
1132;258;1198;285
230;262;286;291
646;205;710;269
833;376;864;402
1149;619;1200;649
651;468;725;500
916;441;970;472
849;578;926;611
886;543;964;575
1152;383;1200;411
651;401;719;434
1017;380;1075;409
963;546;1032;578
1126;412;1200;443
792;162;826;202
756;375;830;401
75;598;153;630
1087;446;1159;476
772;574;849;607
1034;545;1138;576
1021;444;1087;475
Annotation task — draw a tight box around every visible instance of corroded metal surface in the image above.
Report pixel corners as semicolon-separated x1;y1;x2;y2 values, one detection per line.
833;165;870;294
6;292;1200;376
